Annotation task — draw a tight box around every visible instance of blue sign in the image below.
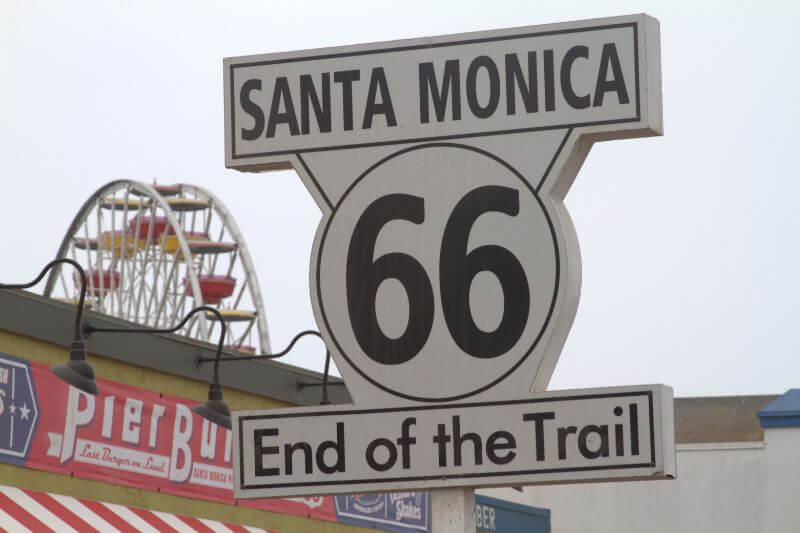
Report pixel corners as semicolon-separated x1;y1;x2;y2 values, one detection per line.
475;495;550;533
335;492;430;533
0;353;40;465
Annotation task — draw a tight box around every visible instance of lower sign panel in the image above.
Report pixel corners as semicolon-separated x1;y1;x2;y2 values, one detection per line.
234;385;675;498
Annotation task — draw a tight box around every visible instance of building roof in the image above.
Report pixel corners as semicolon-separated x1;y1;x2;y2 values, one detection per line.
0;289;351;405
674;395;778;443
758;389;800;428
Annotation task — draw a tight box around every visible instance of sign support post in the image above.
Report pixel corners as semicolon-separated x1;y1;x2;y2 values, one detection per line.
431;488;476;533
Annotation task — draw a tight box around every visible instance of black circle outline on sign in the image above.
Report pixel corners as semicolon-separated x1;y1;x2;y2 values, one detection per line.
316;142;561;402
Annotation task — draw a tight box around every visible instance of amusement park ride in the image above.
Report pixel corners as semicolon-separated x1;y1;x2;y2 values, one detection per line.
42;180;271;356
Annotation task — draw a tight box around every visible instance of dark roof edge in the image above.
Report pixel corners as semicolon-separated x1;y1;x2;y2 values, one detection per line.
676;394;779;400
0;289;352;406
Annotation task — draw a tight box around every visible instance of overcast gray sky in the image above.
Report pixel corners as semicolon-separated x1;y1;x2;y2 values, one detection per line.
1;0;797;397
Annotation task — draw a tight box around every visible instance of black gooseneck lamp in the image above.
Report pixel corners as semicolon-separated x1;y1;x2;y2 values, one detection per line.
85;315;333;430
82;306;230;428
195;330;334;428
0;258;97;395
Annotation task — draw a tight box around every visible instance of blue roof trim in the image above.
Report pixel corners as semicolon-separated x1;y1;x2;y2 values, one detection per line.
758;389;800;428
476;494;550;518
475;494;550;533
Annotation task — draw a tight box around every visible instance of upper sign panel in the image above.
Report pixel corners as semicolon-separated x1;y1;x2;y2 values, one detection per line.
225;14;660;169
224;15;662;404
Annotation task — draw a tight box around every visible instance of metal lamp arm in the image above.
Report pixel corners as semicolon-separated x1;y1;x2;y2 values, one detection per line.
0;258;87;342
85;306;227;380
197;329;321;363
197;329;333;404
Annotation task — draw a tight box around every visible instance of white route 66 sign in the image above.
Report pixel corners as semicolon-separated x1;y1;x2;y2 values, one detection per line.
224;14;663;405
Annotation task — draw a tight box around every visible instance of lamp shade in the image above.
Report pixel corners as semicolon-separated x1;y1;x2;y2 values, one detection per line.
51;341;98;396
191;381;231;429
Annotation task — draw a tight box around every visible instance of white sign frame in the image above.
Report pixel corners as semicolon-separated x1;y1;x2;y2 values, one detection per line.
224;15;662;404
224;14;662;405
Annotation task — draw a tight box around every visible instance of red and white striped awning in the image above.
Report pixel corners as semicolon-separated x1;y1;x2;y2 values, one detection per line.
0;485;278;533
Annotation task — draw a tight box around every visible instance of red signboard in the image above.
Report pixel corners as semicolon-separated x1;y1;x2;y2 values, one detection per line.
0;352;335;521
